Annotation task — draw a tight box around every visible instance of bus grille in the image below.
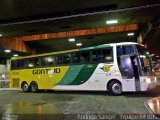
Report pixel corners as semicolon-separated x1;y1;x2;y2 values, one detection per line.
12;78;20;88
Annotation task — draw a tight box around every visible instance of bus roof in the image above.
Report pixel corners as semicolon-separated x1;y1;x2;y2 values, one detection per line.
11;42;138;60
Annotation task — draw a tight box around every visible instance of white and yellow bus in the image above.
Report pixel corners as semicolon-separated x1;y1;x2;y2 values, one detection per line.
10;42;157;95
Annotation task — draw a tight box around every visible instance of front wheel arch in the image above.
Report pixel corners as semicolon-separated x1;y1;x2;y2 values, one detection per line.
107;79;122;96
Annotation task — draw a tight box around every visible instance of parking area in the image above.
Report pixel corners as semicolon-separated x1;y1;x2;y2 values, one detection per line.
0;78;159;120
0;90;159;120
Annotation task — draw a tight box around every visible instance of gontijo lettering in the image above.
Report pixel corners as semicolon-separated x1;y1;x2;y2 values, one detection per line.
32;68;60;74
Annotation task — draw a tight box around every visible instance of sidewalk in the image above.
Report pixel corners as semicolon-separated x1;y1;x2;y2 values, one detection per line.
0;80;10;89
0;80;19;91
0;88;19;91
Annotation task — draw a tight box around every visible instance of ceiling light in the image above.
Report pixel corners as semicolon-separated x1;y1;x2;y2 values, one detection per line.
106;20;118;24
76;43;82;46
127;33;134;36
68;38;75;42
0;34;2;37
13;54;18;57
4;49;11;53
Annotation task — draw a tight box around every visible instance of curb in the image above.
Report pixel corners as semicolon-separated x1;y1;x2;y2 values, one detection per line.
0;88;19;91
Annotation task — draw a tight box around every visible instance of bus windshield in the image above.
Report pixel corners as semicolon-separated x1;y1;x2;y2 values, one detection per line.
136;45;153;76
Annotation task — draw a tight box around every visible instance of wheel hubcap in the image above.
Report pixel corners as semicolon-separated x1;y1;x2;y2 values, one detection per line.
32;85;36;92
112;83;121;94
23;84;28;91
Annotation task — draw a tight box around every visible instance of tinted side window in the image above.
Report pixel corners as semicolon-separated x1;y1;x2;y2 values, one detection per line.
63;54;71;64
92;50;102;61
11;60;17;69
80;52;90;63
27;58;40;68
55;55;62;65
11;59;28;69
16;60;23;68
102;48;113;62
22;59;28;68
41;57;48;66
117;45;134;56
73;53;80;63
125;46;134;54
41;56;55;66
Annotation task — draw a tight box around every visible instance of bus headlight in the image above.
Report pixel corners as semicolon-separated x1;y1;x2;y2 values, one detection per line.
144;78;151;83
154;76;157;82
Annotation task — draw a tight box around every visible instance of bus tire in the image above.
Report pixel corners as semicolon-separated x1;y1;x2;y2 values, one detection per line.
108;81;122;96
21;82;29;92
30;81;38;93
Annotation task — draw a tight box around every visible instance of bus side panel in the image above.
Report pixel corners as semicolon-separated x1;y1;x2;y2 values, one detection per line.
53;63;137;92
53;63;120;91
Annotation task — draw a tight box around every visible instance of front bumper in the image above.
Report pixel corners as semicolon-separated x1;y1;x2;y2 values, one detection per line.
140;82;157;91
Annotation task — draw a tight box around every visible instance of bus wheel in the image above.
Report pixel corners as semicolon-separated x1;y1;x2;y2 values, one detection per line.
108;81;122;96
30;82;38;93
22;82;29;92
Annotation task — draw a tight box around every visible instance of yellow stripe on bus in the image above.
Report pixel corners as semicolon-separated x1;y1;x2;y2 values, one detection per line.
10;66;70;89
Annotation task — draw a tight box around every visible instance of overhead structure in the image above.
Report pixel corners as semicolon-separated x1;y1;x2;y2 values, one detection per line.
0;0;159;57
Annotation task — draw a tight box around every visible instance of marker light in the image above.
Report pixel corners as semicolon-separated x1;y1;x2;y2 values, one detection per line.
106;20;118;24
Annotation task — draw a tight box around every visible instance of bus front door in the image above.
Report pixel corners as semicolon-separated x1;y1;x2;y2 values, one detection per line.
118;55;140;92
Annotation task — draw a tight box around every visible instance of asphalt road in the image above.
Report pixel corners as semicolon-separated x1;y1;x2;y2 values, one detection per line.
0;91;159;120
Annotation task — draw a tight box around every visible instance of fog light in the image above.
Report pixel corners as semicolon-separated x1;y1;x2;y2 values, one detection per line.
154;77;157;82
144;78;151;83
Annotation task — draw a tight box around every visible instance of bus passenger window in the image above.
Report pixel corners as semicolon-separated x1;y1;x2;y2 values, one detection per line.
55;55;62;65
125;46;134;54
73;53;80;63
117;46;134;56
41;56;55;66
11;59;27;69
41;57;49;66
117;46;124;56
92;50;101;61
63;54;71;64
16;60;22;69
80;52;90;63
47;56;55;66
22;59;28;68
27;58;40;68
11;60;17;69
102;48;113;62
